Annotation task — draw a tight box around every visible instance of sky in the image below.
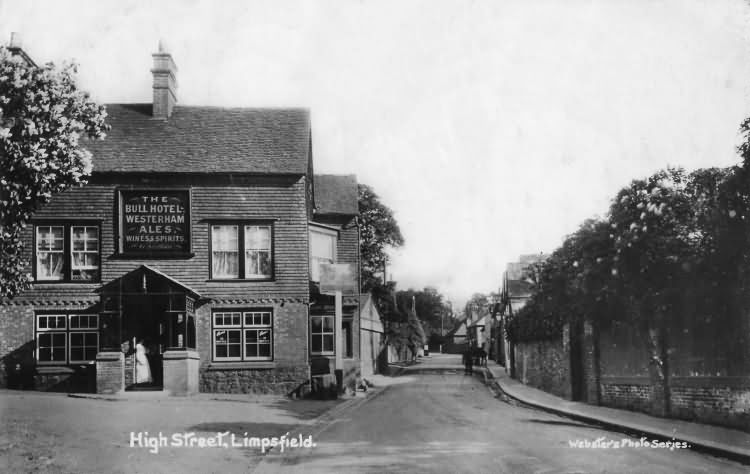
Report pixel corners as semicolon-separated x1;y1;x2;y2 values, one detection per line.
2;0;750;308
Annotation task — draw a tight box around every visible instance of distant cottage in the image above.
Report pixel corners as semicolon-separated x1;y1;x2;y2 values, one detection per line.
0;41;364;396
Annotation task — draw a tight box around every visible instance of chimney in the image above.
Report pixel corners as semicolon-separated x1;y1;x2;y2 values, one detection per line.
151;40;177;119
7;32;37;67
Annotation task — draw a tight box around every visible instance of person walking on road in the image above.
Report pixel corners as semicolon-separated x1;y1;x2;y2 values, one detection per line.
463;346;474;375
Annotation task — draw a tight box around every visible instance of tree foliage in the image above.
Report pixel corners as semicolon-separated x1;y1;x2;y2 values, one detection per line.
507;162;750;373
397;286;451;340
358;183;404;293
0;47;109;297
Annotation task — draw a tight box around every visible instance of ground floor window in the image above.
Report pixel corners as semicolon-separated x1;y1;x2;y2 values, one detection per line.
311;314;335;355
36;313;99;364
212;310;273;361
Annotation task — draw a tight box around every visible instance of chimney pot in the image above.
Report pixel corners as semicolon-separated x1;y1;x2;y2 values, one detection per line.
9;32;22;48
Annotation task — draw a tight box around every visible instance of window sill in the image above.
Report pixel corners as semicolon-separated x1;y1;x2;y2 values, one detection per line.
207;279;275;283
32;281;101;286
110;252;195;259
36;364;93;374
206;361;276;370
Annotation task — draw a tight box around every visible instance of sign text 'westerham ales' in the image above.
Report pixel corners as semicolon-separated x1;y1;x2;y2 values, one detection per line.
121;190;190;253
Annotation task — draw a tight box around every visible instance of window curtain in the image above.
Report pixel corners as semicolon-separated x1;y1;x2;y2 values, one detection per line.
212;226;239;278
37;227;64;280
245;226;271;277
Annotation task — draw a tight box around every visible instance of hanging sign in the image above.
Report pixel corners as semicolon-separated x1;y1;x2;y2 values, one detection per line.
319;263;357;295
120;190;190;254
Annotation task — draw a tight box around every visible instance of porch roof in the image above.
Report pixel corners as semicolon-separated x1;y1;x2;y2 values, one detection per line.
97;265;202;299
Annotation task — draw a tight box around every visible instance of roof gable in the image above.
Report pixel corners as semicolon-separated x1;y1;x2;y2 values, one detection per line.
314;174;358;216
85;104;310;174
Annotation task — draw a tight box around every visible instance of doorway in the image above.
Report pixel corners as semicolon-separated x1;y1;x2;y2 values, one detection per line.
123;295;167;389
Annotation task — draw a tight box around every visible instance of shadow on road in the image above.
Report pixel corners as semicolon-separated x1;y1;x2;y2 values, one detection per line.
264;398;344;421
187;421;302;436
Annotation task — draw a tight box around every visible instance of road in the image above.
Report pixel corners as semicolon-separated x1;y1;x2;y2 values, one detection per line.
259;356;747;474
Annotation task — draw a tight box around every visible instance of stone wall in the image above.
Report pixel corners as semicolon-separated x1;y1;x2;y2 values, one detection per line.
200;365;309;395
515;337;570;400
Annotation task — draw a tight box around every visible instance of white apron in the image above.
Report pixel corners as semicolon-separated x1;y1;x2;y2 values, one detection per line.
135;343;153;384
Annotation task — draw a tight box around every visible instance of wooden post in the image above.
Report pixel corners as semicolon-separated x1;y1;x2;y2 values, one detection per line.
335;290;343;371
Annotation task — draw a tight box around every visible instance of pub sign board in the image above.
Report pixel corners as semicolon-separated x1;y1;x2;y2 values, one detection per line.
319;263;357;295
119;190;191;255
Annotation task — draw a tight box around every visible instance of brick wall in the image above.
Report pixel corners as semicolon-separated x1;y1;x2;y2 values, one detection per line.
0;303;96;392
512;317;750;432
0;305;34;388
669;377;750;431
515;337;570;400
600;377;654;413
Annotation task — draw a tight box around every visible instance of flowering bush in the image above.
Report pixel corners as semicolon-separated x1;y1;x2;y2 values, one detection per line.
506;164;750;363
0;46;108;297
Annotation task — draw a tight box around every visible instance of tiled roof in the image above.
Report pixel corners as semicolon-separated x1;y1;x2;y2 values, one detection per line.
314;174;358;216
84;104;310;174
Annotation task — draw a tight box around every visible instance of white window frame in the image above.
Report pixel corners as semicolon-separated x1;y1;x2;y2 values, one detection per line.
244;225;272;279
71;226;99;281
210;224;275;280
34;224;101;282
211;225;240;279
243;311;273;361
35;226;65;281
310;314;335;356
309;226;338;282
212;310;273;362
36;314;98;365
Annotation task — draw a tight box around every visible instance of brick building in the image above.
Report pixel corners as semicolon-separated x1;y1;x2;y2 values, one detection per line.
0;43;361;396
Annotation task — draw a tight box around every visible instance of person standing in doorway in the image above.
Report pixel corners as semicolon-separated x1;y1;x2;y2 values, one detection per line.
135;339;152;384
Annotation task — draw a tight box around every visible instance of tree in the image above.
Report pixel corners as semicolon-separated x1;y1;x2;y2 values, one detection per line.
464;292;489;320
397;286;450;341
358;183;404;293
0;47;109;297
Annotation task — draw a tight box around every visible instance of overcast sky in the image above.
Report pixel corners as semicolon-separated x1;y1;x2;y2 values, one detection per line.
3;0;750;307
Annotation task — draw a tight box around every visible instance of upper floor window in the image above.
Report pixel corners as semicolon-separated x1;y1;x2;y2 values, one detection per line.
210;224;273;280
35;224;100;282
310;227;337;282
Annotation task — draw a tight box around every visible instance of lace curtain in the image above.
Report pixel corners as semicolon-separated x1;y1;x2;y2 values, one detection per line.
212;225;239;278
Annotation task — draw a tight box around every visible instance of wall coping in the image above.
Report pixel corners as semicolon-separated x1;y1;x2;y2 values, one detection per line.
163;350;200;361
670;376;750;389
601;375;651;386
36;366;76;375
96;352;124;361
205;361;278;370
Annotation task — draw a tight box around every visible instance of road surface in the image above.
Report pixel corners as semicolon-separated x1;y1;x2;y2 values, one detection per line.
259;358;747;474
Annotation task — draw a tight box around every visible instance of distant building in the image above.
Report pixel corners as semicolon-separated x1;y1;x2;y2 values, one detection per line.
497;253;548;371
359;294;384;377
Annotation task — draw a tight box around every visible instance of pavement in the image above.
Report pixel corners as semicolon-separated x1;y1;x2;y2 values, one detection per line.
470;355;750;464
257;354;748;473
